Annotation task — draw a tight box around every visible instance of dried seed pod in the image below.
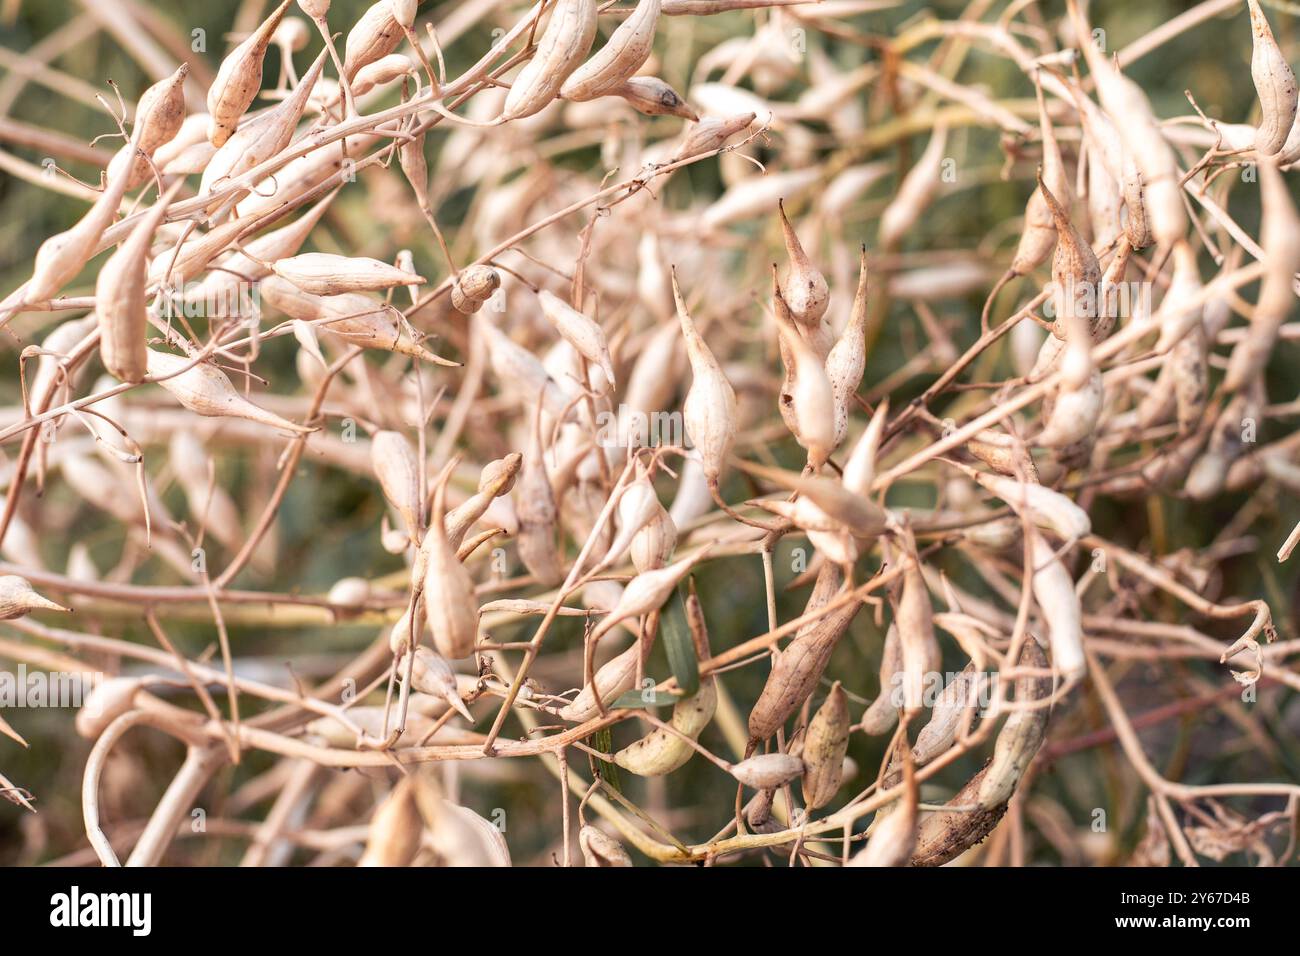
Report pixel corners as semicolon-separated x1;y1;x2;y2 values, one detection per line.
352;52;414;96
749;564;861;740
729;753;804;789
537;290;616;389
672;270;737;483
593;470;660;572
358;778;421;867
977;639;1051;809
859;623;903;735
343;0;408;80
75;677;143;739
1039;172;1101;340
1038;369;1102;449
614;76;697;119
778;200;830;329
146;349;315;434
775;305;836;468
1075;5;1186;247
801;682;849;810
445;453;522;549
558;642;640;722
878;124;948;249
912;665;982;765
420;473;480;659
588;549;710;646
561;0;659;102
501;0;598;121
1224;157;1300;392
305;707;439;748
515;404;564;587
0;575;69;620
896;534;940;717
824;249;869;449
477;316;574;423
109;63;191;188
450;265;501;314
579;825;633;867
423;797;512;867
96;182;180;384
959;466;1090;540
841;398;888;496
1013;76;1072;277
200;48;329;210
614;674;716;777
327;577;370;611
630;506;677;572
207;0;293;146
909;763;1006;866
272;253;425;295
849;751;917;867
27;168;132;304
259;276;453;364
1185;392;1256;500
1026;527;1084;679
672;111;756;162
371;431;421;538
1247;0;1298;156
399;646;474;722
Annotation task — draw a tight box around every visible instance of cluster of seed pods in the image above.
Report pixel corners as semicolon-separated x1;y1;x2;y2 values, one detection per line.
0;0;1298;869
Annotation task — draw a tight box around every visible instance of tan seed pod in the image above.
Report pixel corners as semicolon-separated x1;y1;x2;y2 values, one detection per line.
1038;369;1102;449
879;124;948;249
1224;157;1300;392
207;0;294;146
579;825;633;867
237;132;378;219
0;575;69;620
1247;0;1298;156
672;270;737;483
630;506;677;573
561;0;659;102
351;52;414;96
958;465;1090;541
801;682;850;810
371;430;421;538
775;310;835;468
1073;3;1186;247
909;763;1006;866
777;199;831;329
863;624;904;738
305;707;440;748
672;111;756;162
1038;172;1101;340
614;76;698;120
422;797;512;867
420;473;481;660
748;563;861;740
848;750;917;867
343;1;408;80
841;398;888;496
477;315;574;422
200;48;329;210
537;290;616;389
912;665;982;765
146;349;315;434
588;548;710;646
501;0;599;121
896;534;940;716
1186;392;1256;500
259;276;454;365
1013;76;1072;277
824;249;869;449
614;675;716;777
272;253;424;295
399;646;474;722
977;639;1051;809
450;265;502;314
592;470;660;572
558;642;641;722
358;777;422;867
729;752;804;789
1027;527;1085;680
445;453;522;549
109;63;191;188
96;182;181;384
27;170;132;304
515;405;564;588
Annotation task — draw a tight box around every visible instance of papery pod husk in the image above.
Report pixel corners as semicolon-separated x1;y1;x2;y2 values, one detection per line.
579;825;633;867
207;0;293;146
801;681;850;810
908;761;1008;867
976;640;1051;810
358;777;422;867
747;563;861;741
